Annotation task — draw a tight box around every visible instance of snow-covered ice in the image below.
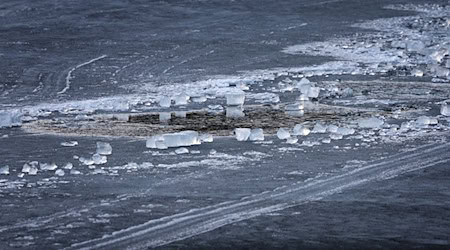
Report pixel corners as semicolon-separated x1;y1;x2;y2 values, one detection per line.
96;142;112;155
235;128;251;141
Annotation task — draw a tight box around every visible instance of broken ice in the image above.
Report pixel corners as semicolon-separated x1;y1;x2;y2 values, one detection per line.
173;94;190;106
96;142;112;155
441;103;450;116
92;153;107;165
235;128;251;141
55;169;65;177
175;148;189;154
147;131;200;149
312;123;327;133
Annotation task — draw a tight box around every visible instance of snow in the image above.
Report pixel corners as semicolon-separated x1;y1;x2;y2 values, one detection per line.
235;128;251;141
358;117;384;129
97;142;112;155
249;128;264;141
277;128;291;139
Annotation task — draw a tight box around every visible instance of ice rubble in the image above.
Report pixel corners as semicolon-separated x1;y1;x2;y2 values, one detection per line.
235;128;251;141
146;131;200;149
96;142;112;155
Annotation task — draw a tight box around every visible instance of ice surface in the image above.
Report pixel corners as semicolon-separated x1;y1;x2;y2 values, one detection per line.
249;128;264;141
199;134;214;143
0;166;9;175
0;110;22;128
175;148;189;154
173;94;190;106
358;117;384;129
159;112;172;123
292;124;310;136
226;106;245;118
63;163;73;170
159;96;171;108
40;163;58;171
235;128;251;141
225;91;246;106
61;141;78;147
55;169;65;177
441;103;450;116
92;153;107;165
97;142;112;155
277;128;291;139
312;123;327;133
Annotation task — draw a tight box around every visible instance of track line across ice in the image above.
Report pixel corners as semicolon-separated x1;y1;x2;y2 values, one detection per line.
57;55;108;95
68;142;450;250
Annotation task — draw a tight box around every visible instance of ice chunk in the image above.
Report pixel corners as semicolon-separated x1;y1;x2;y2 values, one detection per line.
277;128;291;139
225;91;245;106
0;166;9;175
79;157;95;166
285;103;304;111
55;169;65;176
175;148;189;154
330;133;343;140
173;94;190;106
411;69;424;77
336;127;355;135
40;162;58;171
341;87;353;97
159;112;171;123
17;173;24;178
174;111;187;118
70;169;81;175
285;110;305;117
146;135;164;149
326;125;339;133
430;48;448;63
0;110;22;128
307;87;320;98
235;128;251;141
226;106;245;118
415;116;438;126
29;166;38;175
321;138;331;144
199;134;214;143
406;40;425;52
22;163;31;173
358;117;384;129
92;153;107;165
63;163;73;170
163;131;200;148
292;125;310;136
441;103;450;116
249;128;264;141
312;123;327;133
61;141;78;147
96;142;112;155
156;140;168;149
159;96;171;108
192;96;207;103
286;137;298;144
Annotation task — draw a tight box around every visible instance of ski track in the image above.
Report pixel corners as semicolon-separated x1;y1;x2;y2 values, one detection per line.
57;55;108;95
67;142;450;250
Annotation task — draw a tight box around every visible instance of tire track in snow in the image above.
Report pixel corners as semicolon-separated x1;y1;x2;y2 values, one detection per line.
57;55;107;95
68;142;450;250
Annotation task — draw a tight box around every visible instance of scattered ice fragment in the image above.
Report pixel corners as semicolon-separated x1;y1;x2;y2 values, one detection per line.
312;123;327;133
159;112;171;123
330;133;343;140
249;128;264;141
336;127;355;135
159;96;171;108
92;153;107;165
96;142;112;155
163;131;200;148
173;94;190;106
17;173;24;178
61;141;78;147
0;166;9;175
322;138;331;144
225;91;246;106
63;163;73;170
292;125;310;136
226;106;245;118
411;69;424;77
175;148;189;154
55;169;65;176
286;137;298;144
358;117;384;129
199;134;214;143
40;163;58;171
70;169;81;175
441;103;450;116
79;157;95;166
22;163;31;173
277;128;291;139
235;128;251;141
209;149;217;155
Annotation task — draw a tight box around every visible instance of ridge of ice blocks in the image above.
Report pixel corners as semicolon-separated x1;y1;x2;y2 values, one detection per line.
92;153;107;165
277;128;291;140
225;91;245;106
312;123;327;133
55;169;65;177
199;134;214;143
159;112;171;123
235;128;251;141
0;110;22;128
292;125;310;136
226;106;245;118
0;166;9;175
175;148;189;154
40;163;58;171
61;141;78;147
358;117;384;129
147;131;200;149
96;142;112;155
249;128;264;141
173;94;190;106
159;96;171;108
441;104;450;116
